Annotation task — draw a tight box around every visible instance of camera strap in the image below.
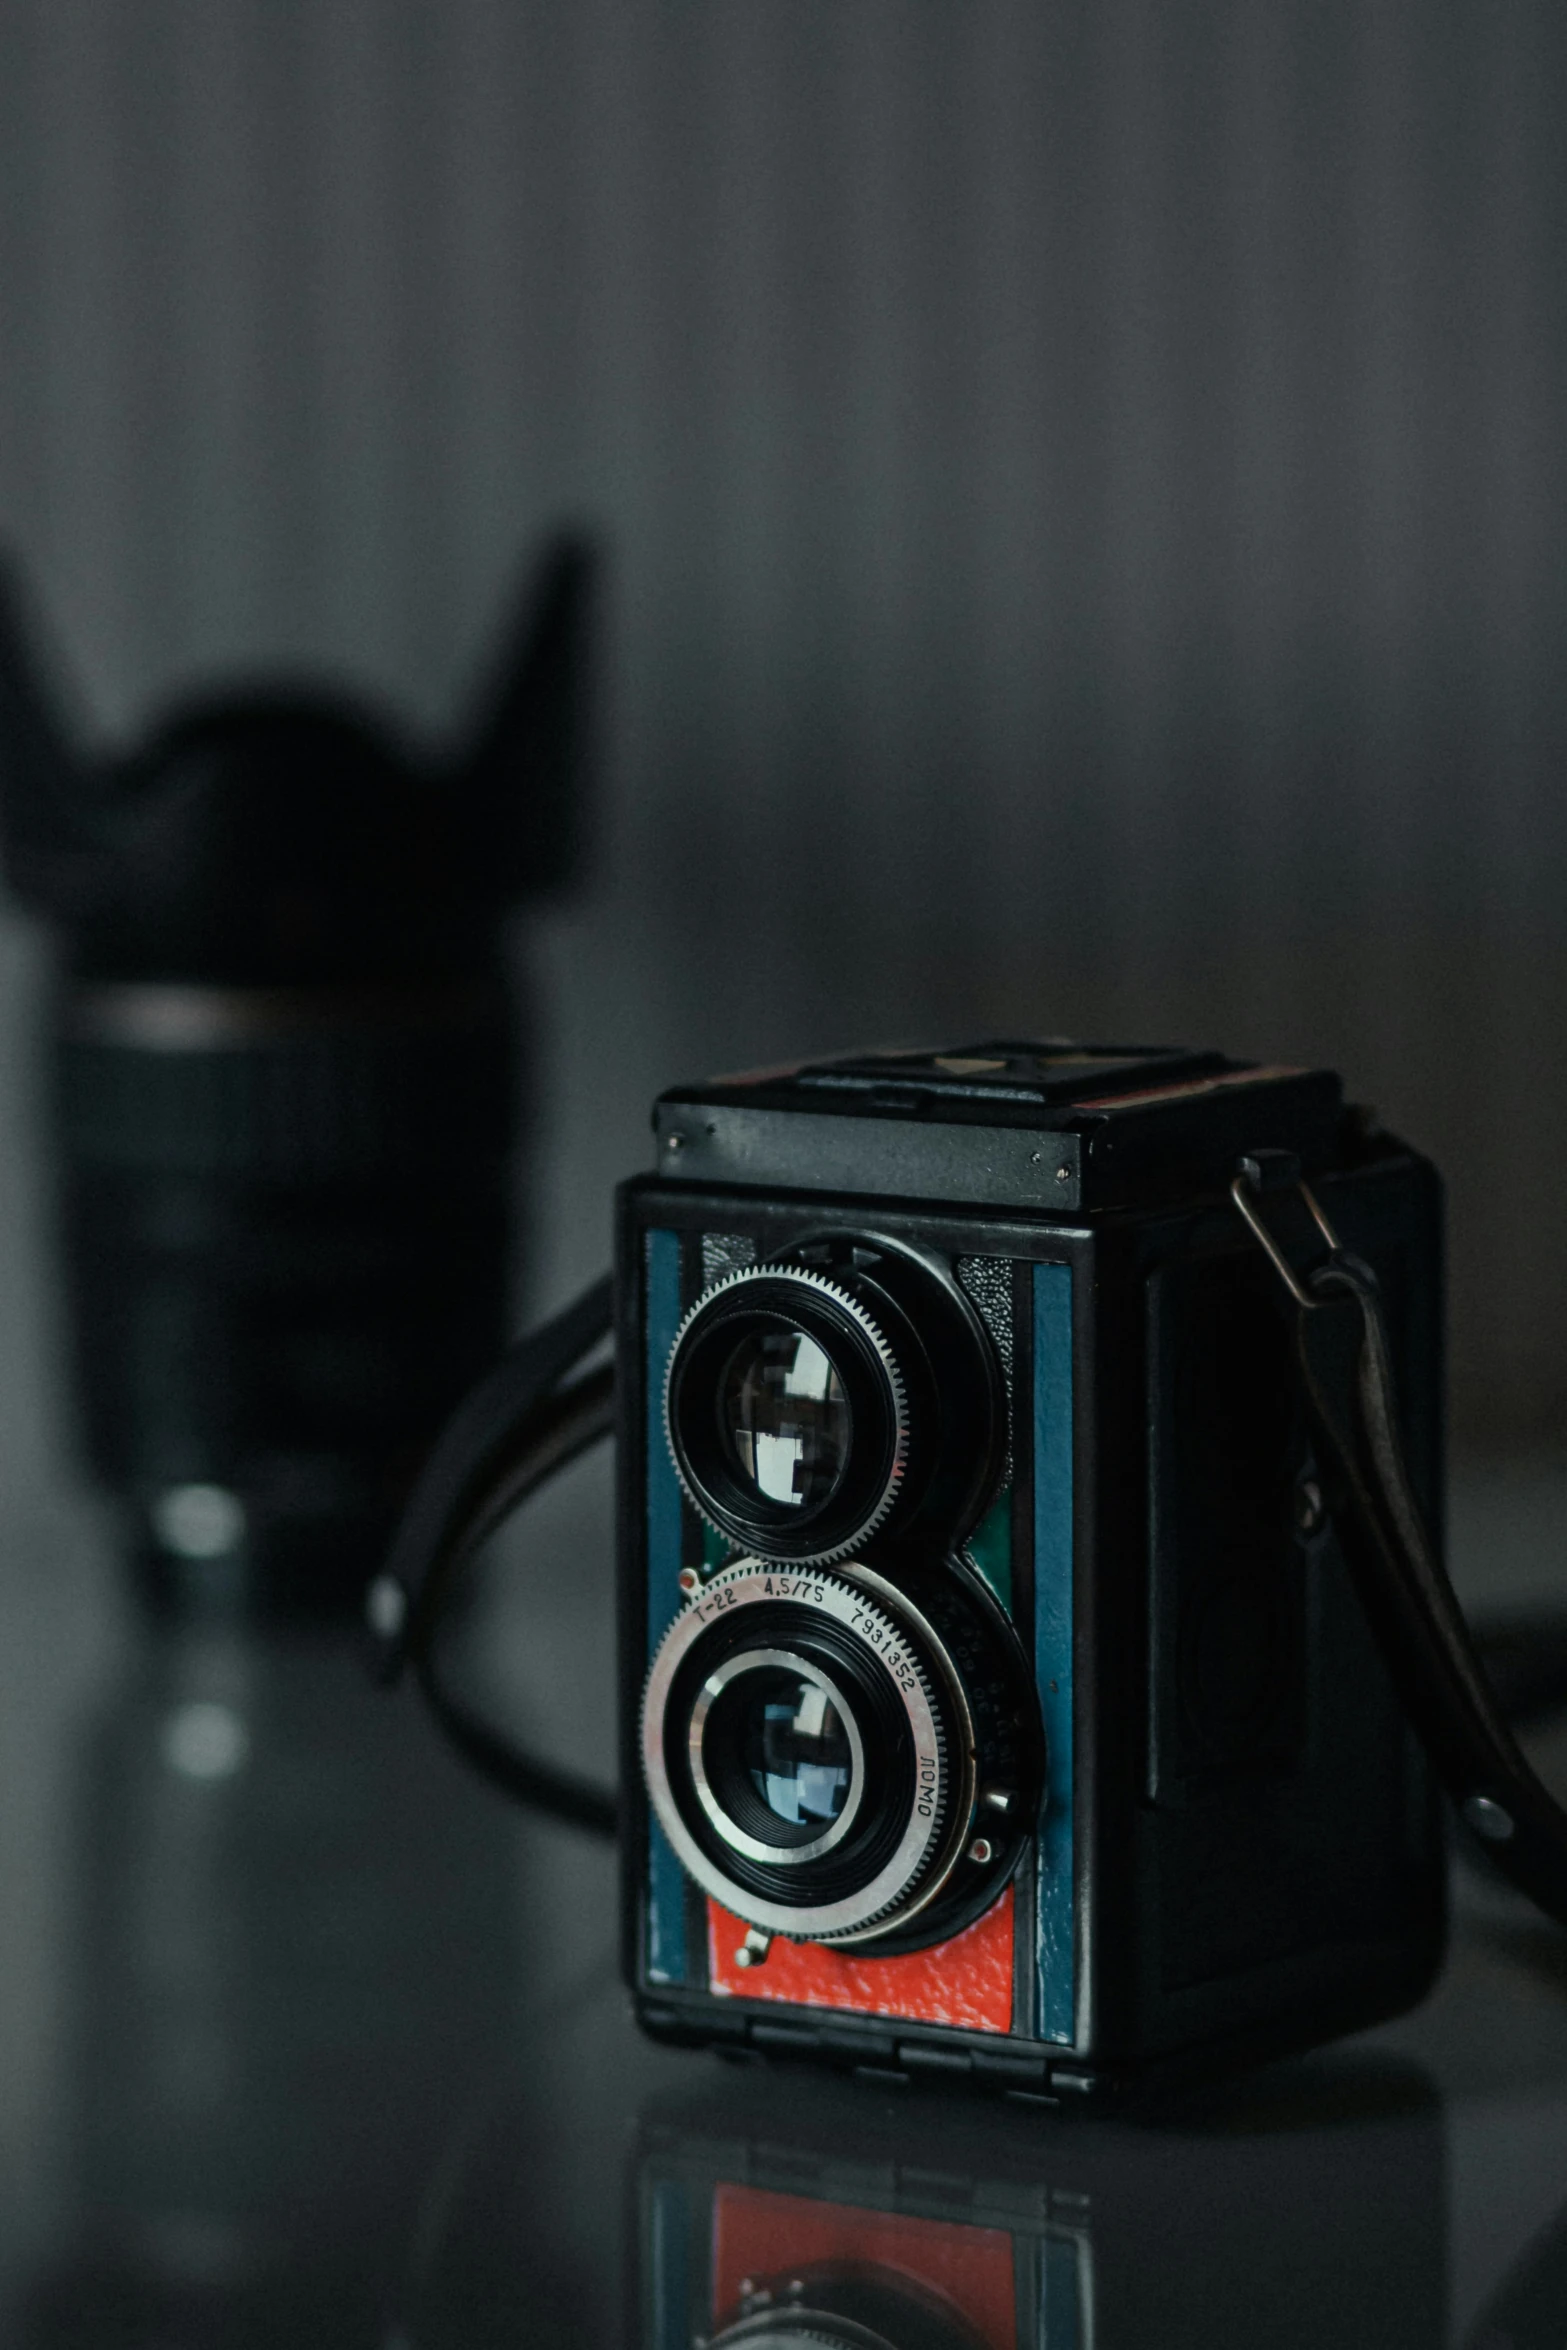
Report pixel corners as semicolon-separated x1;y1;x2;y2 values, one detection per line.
372;1273;618;1837
1234;1160;1567;1928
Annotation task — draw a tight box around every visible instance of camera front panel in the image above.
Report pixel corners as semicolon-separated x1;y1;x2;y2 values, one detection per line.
619;1188;1079;2073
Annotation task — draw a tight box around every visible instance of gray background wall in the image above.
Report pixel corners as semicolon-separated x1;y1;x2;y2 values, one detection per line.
0;0;1564;1449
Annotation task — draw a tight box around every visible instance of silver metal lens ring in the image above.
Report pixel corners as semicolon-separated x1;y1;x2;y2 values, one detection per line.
662;1264;910;1568
687;1649;867;1865
641;1558;976;1944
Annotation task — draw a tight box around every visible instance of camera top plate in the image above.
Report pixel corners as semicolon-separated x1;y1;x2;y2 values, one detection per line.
651;1039;1348;1215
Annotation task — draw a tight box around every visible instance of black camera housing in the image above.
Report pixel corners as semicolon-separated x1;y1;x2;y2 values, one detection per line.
618;1040;1446;2103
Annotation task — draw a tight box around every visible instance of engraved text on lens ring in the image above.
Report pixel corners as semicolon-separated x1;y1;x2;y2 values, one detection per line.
640;1559;965;1945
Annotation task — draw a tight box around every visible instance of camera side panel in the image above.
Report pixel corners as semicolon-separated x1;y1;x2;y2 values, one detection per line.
640;1222;695;1988
1078;1147;1448;2075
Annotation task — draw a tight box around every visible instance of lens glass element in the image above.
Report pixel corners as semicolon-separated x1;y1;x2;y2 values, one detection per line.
739;1668;853;1829
718;1328;850;1512
692;1654;863;1856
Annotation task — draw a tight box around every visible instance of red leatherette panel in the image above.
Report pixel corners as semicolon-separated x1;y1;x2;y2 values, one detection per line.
706;1884;1014;2031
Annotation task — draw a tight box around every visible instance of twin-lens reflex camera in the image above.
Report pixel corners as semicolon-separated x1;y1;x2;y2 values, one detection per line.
618;1039;1445;2103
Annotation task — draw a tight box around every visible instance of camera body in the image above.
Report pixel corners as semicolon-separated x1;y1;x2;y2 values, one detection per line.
618;1040;1446;2102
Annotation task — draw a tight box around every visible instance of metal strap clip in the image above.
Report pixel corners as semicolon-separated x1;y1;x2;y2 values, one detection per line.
1229;1149;1344;1308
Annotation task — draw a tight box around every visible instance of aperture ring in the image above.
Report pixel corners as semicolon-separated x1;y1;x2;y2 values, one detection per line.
641;1559;972;1943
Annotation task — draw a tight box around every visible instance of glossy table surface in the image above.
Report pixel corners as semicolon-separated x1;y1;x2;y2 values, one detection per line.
1;1460;1566;2347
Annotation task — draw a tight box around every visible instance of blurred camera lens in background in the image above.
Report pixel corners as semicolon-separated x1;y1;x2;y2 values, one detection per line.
0;536;595;2341
0;536;592;1617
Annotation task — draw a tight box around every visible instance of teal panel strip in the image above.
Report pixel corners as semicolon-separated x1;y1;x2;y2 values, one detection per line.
964;1482;1013;1609
1034;1261;1076;2045
645;1227;688;1985
648;2178;691;2350
1040;2234;1087;2350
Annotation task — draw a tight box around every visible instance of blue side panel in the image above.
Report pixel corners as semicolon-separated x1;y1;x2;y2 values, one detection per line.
645;1227;688;1986
1039;2233;1088;2350
1034;1261;1076;2045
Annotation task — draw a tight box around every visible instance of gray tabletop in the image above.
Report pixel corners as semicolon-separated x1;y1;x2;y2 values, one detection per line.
0;1461;1561;2345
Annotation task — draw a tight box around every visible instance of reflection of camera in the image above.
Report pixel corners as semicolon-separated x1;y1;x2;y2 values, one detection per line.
621;1039;1447;2099
633;2066;1443;2350
657;2144;1074;2350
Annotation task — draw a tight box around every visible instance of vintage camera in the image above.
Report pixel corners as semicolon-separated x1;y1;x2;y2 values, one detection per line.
618;1039;1447;2102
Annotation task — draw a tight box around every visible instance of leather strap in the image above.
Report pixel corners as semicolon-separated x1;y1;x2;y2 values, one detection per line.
374;1273;617;1835
379;1272;613;1677
1237;1179;1567;1925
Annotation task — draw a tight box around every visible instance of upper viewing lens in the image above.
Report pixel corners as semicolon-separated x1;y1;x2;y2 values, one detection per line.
718;1328;851;1512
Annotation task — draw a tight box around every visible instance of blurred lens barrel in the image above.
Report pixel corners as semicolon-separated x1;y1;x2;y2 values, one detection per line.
0;535;592;1618
57;971;521;1615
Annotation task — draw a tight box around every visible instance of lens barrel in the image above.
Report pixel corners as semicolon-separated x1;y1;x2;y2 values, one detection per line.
643;1560;962;1943
0;538;593;1620
688;1651;865;1860
666;1268;908;1565
642;1554;1043;1952
56;974;518;1615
